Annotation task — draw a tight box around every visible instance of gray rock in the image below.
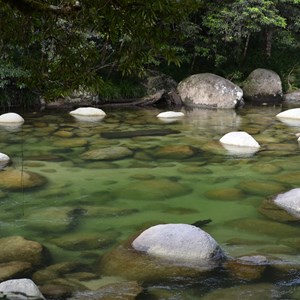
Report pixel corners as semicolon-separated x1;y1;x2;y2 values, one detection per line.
243;68;283;105
273;188;300;219
0;279;45;300
283;89;300;103
177;73;243;109
132;223;225;267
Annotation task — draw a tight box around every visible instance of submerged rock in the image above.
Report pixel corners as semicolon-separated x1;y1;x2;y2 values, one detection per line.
114;178;192;200
0;236;46;266
81;146;133;160
71;281;143;300
101;129;180;139
132;224;225;267
178;73;243;109
151;145;196;159
0;279;45;300
0;168;47;190
0;261;32;281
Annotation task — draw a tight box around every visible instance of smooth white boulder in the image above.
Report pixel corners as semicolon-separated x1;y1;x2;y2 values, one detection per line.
69;107;106;116
220;131;260;148
0;113;24;124
273;188;300;219
157;111;185;118
0;279;45;300
0;152;10;162
132;224;224;267
276;108;300;119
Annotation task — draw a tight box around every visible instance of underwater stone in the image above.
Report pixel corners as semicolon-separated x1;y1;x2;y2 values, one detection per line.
81;146;133;160
151;145;196;159
0;261;32;281
0;168;47;190
0;236;46;266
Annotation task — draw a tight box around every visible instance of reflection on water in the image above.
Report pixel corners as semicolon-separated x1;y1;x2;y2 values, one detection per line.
0;106;300;298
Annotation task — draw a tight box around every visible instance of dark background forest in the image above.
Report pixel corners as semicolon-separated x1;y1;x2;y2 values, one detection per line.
0;0;299;106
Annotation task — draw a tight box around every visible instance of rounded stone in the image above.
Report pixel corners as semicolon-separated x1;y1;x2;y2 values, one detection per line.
276;108;300;120
178;73;243;109
152;145;195;159
0;236;46;266
0;112;24;123
272;188;300;219
81;146;133;161
220;131;260;148
157;111;185;118
69;107;106;116
0;279;45;300
0;168;47;190
132;224;225;266
205;187;244;201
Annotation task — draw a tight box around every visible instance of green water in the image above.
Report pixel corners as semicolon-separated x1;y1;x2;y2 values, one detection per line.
1;106;300;298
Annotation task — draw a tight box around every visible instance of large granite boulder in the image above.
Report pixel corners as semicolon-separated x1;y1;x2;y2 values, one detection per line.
242;68;283;105
99;224;225;282
0;279;45;300
132;224;225;266
177;73;243;109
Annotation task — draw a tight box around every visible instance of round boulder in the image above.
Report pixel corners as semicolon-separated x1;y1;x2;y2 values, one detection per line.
0;279;45;300
157;111;185;118
0;236;47;266
132;224;225;267
177;73;243;109
273;188;300;219
219;131;260;156
0;168;47;190
0;112;24;124
242;68;283;105
69;107;106;122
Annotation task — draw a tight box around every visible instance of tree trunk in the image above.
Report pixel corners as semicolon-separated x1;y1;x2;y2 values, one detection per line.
265;29;273;58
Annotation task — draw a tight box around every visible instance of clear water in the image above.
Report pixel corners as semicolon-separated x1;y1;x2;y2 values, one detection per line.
1;106;300;298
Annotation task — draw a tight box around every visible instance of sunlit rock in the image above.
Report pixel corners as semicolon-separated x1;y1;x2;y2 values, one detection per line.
0;236;46;266
273;188;300;219
132;224;225;266
81;146;133;161
0;279;45;300
99;224;225;282
70;107;106;122
178;73;243;109
0;168;47;190
220;131;260;148
0;112;24;124
157;111;184;118
276;108;300;126
0;152;10;169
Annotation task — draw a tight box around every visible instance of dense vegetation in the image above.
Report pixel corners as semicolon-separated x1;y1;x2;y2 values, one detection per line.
0;0;300;105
